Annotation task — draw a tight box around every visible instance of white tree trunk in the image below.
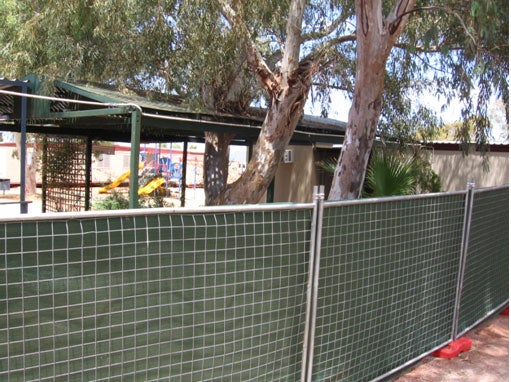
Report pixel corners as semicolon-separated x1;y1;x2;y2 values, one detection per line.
328;0;417;200
212;67;311;204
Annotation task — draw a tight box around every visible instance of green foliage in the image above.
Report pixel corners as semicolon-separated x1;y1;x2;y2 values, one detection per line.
400;1;509;144
0;0;506;202
139;193;170;208
317;147;442;197
0;0;176;86
415;162;442;194
407;148;442;193
316;157;338;174
363;150;417;197
93;189;171;210
363;148;442;197
1;0;507;134
92;190;130;210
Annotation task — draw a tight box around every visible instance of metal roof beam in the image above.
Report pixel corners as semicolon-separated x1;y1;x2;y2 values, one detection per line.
54;80;121;104
48;107;131;119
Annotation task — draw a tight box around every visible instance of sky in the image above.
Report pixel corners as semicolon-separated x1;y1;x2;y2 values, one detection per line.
305;89;509;144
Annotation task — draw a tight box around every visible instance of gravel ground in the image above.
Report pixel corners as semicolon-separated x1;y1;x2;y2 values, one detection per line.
393;313;509;382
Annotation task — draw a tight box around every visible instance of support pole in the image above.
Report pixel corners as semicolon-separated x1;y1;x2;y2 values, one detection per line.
452;181;476;339
129;109;142;209
41;136;47;213
301;185;325;382
180;141;188;207
20;85;28;214
85;137;92;211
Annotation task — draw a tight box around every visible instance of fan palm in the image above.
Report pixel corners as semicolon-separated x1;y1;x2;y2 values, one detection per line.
363;150;417;197
317;148;441;198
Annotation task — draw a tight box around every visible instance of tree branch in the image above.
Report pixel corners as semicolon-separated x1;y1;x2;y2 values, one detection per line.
392;5;478;48
216;0;280;95
393;42;464;54
299;33;356;70
386;0;417;37
281;0;307;85
312;81;352;92
300;13;350;43
328;34;357;45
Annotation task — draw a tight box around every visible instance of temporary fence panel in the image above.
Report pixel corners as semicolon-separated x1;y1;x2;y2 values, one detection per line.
456;186;509;336
0;206;313;381
310;193;466;382
0;186;508;382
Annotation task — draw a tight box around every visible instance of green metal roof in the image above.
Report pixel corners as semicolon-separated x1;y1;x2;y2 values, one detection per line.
0;77;346;145
55;81;193;115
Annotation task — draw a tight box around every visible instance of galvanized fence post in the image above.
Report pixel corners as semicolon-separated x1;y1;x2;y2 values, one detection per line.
301;185;325;382
451;181;476;339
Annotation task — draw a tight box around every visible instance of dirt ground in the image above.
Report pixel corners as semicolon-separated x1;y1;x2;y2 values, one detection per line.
0;186;206;216
393;313;509;382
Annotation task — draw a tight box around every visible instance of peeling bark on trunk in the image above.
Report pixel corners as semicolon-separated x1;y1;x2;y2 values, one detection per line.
328;58;387;200
210;0;311;205
14;133;37;194
210;66;312;205
328;0;417;201
204;131;235;205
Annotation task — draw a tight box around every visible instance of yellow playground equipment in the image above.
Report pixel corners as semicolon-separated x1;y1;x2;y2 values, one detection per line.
98;163;144;194
138;178;165;196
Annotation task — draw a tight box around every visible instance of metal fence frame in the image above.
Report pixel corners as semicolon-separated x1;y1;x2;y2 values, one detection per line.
0;185;508;381
455;185;509;337
305;184;508;381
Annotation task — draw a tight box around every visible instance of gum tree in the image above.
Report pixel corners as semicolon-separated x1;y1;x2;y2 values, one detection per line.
212;0;508;202
1;0;508;203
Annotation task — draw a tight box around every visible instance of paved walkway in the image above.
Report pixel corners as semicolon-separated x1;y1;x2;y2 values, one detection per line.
393;313;509;382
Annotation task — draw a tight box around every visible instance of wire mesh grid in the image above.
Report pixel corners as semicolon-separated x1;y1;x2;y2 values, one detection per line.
0;207;312;381
0;187;508;381
43;136;87;213
311;194;466;381
457;186;509;335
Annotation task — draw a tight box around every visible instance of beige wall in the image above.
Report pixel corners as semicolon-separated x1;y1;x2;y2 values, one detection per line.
272;145;509;201
92;152;131;183
274;145;318;203
0;144;21;181
429;149;509;191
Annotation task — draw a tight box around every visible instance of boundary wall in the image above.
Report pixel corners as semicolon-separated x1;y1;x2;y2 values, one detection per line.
0;185;508;381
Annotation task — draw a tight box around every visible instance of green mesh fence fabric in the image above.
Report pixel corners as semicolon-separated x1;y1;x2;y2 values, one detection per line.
0;187;508;382
0;208;312;381
457;187;509;335
311;194;466;382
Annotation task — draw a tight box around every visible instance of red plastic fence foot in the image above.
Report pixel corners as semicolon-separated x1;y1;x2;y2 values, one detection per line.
500;307;509;316
432;337;472;359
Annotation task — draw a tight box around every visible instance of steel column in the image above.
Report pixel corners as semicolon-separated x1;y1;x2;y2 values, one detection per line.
129;109;142;208
451;181;476;339
85;137;92;211
20;84;28;214
301;185;325;382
